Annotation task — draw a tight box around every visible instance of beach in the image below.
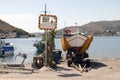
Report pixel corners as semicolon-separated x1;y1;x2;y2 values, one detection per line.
0;58;120;80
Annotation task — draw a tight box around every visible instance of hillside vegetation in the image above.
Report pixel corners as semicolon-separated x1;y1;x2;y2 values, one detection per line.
0;19;33;37
56;20;120;36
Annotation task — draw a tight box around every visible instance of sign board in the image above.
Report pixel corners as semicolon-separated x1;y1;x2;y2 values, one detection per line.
38;14;57;30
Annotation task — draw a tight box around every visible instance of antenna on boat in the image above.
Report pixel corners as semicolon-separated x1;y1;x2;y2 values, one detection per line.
75;22;79;34
64;20;66;27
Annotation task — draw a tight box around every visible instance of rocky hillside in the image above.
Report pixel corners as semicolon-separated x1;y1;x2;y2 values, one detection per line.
0;19;32;37
0;19;15;33
56;20;120;36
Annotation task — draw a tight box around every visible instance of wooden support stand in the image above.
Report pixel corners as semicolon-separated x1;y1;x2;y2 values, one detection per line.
32;55;44;69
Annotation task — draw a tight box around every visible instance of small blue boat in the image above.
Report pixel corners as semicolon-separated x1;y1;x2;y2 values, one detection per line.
0;39;14;57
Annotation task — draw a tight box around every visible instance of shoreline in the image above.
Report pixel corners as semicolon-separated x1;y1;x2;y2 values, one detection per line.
0;58;120;80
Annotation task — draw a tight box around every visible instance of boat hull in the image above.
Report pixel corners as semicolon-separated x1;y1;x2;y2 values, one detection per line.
61;36;70;51
61;34;93;54
2;50;14;57
0;46;14;57
66;34;87;47
80;35;93;54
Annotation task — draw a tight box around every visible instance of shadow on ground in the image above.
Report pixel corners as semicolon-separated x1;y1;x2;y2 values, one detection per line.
90;61;107;69
57;66;82;77
0;71;9;74
58;73;82;77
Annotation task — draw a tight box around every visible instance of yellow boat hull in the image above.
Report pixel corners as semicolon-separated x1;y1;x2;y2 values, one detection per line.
61;35;93;54
61;36;70;51
80;35;93;54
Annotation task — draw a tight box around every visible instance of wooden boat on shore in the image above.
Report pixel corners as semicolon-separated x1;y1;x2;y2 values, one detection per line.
61;27;93;71
61;34;93;54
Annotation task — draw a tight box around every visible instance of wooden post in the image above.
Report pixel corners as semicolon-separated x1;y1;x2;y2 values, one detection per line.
45;30;48;66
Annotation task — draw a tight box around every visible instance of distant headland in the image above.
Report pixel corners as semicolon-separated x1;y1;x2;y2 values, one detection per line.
0;19;34;38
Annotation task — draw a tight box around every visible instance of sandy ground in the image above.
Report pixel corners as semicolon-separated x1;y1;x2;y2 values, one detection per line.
0;58;120;80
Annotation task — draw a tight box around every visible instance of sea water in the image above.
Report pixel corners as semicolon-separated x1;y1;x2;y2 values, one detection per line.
1;36;120;63
88;36;120;58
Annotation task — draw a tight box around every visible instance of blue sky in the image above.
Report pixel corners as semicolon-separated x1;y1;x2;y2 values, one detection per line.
0;0;120;33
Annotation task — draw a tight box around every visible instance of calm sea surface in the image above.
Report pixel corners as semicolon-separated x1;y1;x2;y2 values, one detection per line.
1;36;120;63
